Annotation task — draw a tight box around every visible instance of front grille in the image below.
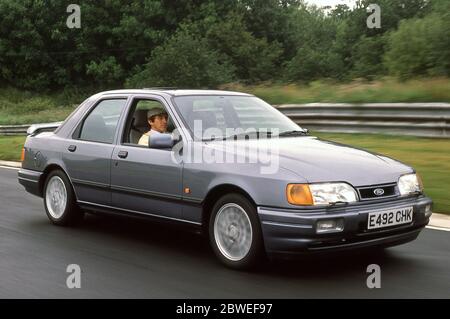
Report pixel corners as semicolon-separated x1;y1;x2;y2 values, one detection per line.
357;183;397;201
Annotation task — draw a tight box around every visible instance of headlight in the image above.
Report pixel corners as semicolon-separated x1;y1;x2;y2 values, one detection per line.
287;183;358;206
398;173;423;195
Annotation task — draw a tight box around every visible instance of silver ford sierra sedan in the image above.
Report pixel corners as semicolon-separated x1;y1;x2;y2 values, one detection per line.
18;89;433;269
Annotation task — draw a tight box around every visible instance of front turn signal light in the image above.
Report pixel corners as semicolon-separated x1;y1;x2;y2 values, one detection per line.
286;184;314;205
20;148;25;162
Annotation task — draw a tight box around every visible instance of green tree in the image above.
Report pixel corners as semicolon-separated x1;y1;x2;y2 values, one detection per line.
330;0;430;79
351;35;387;79
0;0;446;91
86;56;124;87
125;29;235;88
284;46;327;81
283;5;342;81
205;12;282;82
384;12;450;78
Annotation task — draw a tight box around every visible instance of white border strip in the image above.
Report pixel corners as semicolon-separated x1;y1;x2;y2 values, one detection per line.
0;160;21;168
0;165;20;170
426;225;450;232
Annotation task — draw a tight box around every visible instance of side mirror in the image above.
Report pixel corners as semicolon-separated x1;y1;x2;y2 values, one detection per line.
149;132;174;149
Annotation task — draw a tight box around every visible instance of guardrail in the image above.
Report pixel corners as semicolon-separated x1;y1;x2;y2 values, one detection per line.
276;103;450;138
0;124;30;136
1;103;449;138
0;122;63;136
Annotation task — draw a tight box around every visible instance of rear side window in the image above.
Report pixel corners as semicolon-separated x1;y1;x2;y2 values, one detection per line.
78;99;127;144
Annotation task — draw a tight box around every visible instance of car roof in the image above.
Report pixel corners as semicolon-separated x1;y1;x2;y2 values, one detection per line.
97;89;254;97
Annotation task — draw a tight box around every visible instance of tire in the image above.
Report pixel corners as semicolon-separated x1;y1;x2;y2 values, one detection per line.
209;193;265;269
43;169;84;226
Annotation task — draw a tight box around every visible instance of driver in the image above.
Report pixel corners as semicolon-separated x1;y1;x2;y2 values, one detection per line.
138;107;168;146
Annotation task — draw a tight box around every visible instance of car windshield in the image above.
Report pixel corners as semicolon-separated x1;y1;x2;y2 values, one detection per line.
172;95;303;141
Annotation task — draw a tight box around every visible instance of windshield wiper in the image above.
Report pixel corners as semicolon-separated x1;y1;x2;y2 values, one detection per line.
278;129;309;137
201;136;220;141
202;129;306;141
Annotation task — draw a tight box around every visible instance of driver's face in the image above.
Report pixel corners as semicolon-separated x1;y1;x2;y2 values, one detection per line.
149;114;168;133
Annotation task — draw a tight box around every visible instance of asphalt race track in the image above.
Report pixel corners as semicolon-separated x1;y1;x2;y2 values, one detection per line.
1;166;449;298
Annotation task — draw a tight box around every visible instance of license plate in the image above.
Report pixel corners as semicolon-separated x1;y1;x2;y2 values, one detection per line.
367;206;413;230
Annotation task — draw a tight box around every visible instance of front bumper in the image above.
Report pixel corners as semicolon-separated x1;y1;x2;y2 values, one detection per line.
258;195;432;256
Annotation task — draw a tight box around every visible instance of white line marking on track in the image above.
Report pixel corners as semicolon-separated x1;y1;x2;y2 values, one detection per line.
0;165;20;170
426;225;450;232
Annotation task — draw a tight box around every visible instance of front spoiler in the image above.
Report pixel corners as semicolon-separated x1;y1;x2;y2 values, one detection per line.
258;195;432;255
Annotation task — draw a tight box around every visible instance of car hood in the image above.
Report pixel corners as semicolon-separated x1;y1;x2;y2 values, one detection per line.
205;136;413;186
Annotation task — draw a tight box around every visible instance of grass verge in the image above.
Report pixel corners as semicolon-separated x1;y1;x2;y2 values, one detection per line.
0;136;26;161
2;78;450;124
221;77;450;104
0;87;87;125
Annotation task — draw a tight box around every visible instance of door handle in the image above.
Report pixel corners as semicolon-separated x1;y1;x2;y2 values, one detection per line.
68;145;77;152
117;150;128;159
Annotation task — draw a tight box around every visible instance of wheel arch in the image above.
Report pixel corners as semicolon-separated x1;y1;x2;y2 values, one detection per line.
39;164;76;199
201;184;257;232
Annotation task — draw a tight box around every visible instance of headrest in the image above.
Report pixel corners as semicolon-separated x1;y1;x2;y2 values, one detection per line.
133;109;150;128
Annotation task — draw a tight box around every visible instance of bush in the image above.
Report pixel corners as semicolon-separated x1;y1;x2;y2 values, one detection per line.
86;56;125;86
283;47;323;81
205;12;283;83
351;35;387;79
8;97;57;115
126;29;235;88
384;12;450;79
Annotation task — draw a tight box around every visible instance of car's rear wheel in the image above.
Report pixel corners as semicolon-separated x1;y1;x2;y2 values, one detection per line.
43;170;84;226
209;193;265;269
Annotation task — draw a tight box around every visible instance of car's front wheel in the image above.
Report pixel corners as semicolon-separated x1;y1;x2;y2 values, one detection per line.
209;193;265;269
43;170;84;226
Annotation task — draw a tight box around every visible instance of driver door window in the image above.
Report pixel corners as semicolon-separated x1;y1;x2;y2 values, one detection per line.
124;99;175;146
